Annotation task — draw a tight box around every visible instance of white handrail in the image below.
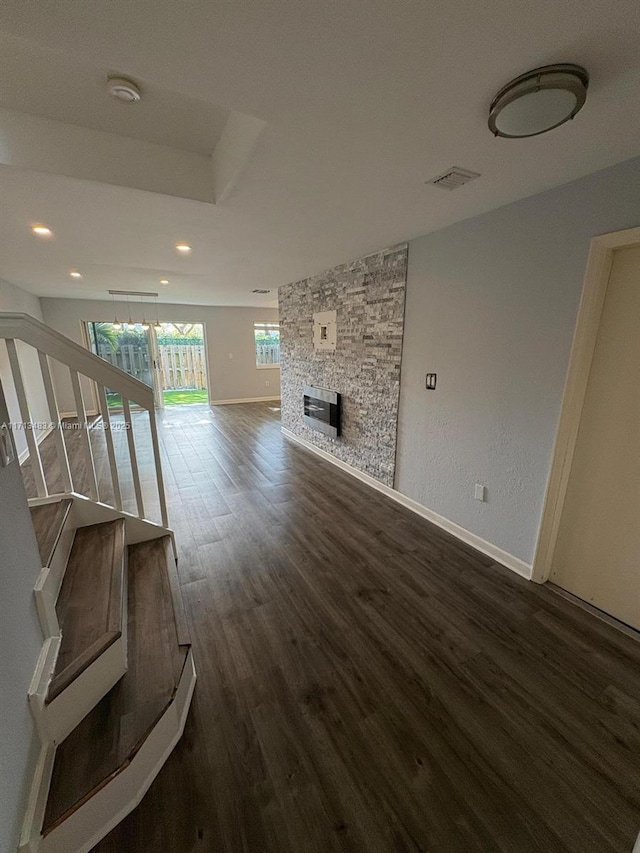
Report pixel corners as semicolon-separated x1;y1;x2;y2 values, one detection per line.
0;312;168;528
0;313;153;408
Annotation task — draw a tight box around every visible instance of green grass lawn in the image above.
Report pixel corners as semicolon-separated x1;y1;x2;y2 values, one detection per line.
162;389;209;406
106;389;208;408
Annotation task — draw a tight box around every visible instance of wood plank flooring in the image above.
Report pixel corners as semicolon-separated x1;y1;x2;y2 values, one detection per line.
23;403;640;852
48;519;125;702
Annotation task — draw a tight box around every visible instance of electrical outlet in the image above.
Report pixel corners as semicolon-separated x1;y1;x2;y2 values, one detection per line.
228;353;233;359
426;373;437;390
474;483;486;502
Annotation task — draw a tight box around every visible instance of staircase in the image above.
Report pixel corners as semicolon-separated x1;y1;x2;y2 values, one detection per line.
21;500;195;853
0;314;196;853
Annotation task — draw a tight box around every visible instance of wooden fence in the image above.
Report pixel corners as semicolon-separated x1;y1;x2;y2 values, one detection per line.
157;344;207;389
256;342;280;366
98;342;206;390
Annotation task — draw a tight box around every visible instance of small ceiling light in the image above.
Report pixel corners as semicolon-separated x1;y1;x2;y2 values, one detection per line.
139;294;150;330
175;243;192;254
31;224;52;237
124;294;133;329
70;270;82;279
488;64;589;139
160;278;170;285
107;76;142;103
110;292;122;329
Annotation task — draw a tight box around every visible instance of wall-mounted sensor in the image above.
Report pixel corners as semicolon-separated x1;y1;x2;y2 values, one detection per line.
426;373;437;390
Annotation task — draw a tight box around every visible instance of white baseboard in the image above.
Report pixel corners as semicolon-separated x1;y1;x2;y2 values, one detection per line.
58;410;99;421
212;396;281;405
281;427;532;580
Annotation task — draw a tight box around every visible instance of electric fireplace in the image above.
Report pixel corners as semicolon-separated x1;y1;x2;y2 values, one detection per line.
303;386;341;438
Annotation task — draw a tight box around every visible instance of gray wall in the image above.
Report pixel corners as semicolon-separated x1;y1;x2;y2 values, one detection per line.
39;299;280;413
397;156;640;565
0;379;43;851
279;244;407;486
0;279;50;458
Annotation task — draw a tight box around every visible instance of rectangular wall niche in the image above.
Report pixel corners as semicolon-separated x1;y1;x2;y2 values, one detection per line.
313;310;337;351
279;243;408;486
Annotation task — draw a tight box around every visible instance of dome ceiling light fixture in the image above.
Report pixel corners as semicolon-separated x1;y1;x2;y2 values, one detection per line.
107;76;142;103
488;63;589;139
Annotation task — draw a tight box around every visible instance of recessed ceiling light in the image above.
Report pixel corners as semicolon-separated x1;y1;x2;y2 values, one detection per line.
107;76;142;103
31;225;52;237
160;278;170;285
488;63;589;139
70;270;82;279
175;243;192;253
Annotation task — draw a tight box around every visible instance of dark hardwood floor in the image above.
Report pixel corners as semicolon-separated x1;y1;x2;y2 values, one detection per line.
23;403;640;852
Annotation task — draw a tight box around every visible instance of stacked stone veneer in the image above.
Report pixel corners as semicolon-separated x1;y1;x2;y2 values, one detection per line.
279;243;408;486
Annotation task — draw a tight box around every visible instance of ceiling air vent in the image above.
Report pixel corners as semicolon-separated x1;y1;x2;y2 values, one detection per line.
428;166;481;190
252;288;271;294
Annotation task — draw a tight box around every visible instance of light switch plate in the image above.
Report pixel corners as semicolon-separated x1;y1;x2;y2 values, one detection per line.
0;423;15;467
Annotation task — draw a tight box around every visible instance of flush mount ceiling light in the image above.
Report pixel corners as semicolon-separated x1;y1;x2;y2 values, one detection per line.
31;224;52;237
107;76;142;103
70;270;82;279
488;64;589;139
252;288;271;294
160;278;170;285
175;243;192;253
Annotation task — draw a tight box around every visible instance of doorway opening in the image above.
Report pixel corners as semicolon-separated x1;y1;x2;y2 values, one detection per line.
154;323;208;407
85;321;209;409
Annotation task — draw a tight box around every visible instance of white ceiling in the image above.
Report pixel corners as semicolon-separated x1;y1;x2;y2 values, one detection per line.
0;33;230;154
0;0;640;307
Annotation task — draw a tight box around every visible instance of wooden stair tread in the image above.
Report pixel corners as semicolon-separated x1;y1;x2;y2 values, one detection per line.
30;499;72;567
163;537;191;645
47;519;126;703
43;535;190;834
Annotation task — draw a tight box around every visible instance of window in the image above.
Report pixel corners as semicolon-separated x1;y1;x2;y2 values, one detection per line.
254;322;280;368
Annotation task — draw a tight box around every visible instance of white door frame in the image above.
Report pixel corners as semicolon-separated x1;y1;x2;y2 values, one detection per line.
532;225;640;583
151;320;210;407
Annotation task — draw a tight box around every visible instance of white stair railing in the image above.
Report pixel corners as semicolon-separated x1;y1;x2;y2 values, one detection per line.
0;313;169;528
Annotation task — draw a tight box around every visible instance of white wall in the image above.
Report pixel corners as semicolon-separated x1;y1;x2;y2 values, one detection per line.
396;156;640;566
0;379;44;852
39;298;280;412
0;279;50;458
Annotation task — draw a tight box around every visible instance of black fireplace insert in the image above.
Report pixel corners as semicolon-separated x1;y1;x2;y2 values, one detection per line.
303;386;341;438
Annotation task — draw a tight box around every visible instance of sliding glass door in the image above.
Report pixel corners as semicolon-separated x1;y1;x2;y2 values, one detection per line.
85;321;209;410
86;322;158;410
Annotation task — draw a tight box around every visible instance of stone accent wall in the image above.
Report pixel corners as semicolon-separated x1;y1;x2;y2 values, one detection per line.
279;244;408;486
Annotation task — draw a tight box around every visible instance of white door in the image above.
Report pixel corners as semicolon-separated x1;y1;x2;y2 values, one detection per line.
551;245;640;630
